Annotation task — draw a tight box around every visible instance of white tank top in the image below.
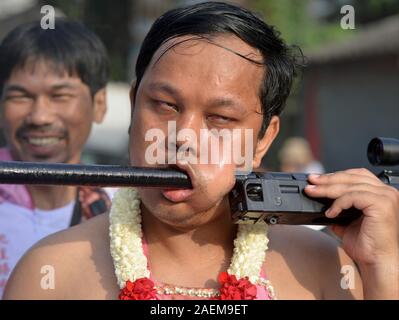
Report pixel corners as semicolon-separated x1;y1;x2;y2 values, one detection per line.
0;201;75;298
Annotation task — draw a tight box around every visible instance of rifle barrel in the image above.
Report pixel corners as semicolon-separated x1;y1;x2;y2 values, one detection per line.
0;161;191;188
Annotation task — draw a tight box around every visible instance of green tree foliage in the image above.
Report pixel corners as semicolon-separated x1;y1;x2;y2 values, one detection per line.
250;0;351;50
334;0;399;24
250;0;398;50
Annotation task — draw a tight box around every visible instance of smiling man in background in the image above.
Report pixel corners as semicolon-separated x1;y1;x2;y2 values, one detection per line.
0;20;111;296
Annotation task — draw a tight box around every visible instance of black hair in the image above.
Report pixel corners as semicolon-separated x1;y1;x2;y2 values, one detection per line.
134;1;304;137
0;19;109;96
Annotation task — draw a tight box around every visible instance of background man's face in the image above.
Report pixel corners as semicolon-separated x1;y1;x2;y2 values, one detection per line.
0;60;105;164
129;35;275;227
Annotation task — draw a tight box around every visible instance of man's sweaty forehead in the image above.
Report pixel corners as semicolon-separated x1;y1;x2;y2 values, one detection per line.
150;34;264;70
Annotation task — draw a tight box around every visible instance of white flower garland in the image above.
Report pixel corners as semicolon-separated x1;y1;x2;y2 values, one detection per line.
109;188;270;293
228;223;269;284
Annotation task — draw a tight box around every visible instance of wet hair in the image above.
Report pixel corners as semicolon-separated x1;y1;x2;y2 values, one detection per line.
134;1;304;137
0;19;109;96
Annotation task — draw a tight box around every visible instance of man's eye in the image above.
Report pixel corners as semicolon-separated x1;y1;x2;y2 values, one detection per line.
5;95;31;102
153;100;178;112
52;94;73;101
207;114;235;124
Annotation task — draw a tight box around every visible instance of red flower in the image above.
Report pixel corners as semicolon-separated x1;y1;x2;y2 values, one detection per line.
217;272;257;300
119;278;158;300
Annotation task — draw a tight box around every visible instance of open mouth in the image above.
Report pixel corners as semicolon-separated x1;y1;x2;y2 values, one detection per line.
25;136;63;147
160;163;195;203
19;134;66;157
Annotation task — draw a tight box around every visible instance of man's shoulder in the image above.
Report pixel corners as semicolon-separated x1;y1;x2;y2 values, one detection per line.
269;225;355;274
269;224;340;254
3;214;113;299
267;225;363;299
35;211;109;250
33;213;110;268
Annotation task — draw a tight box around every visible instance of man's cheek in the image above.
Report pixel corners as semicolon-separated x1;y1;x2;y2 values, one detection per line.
130;133;156;166
70;123;90;147
193;163;236;194
201;128;254;172
233;129;255;173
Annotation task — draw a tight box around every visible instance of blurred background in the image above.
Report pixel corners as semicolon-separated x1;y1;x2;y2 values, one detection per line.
0;0;398;173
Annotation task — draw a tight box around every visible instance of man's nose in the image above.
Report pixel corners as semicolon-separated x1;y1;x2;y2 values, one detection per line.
26;96;56;125
171;113;202;158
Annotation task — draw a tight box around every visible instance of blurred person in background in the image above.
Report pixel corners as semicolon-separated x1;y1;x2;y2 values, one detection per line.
279;137;326;231
279;136;325;174
0;20;112;297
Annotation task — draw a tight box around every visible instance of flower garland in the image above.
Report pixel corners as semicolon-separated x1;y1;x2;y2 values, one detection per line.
109;188;276;300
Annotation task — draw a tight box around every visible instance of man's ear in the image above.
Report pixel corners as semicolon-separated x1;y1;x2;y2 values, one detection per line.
253;116;280;169
93;88;107;124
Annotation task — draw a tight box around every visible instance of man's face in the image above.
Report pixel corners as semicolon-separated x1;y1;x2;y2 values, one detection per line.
130;35;279;228
0;60;106;163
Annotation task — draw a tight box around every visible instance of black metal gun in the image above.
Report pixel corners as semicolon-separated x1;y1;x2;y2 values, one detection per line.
0;137;397;226
229;137;399;225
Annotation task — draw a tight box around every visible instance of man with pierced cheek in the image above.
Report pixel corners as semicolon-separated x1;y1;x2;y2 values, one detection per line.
4;3;398;300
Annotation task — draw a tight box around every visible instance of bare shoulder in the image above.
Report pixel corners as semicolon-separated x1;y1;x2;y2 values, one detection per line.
265;225;363;300
3;214;119;300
